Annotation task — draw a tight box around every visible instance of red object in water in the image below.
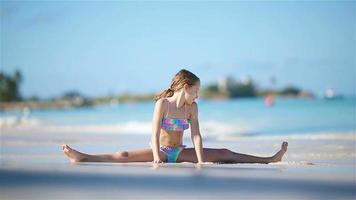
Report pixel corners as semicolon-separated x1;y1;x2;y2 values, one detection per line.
265;96;274;106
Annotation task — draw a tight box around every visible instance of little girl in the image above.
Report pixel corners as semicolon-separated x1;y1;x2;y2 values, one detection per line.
62;69;288;164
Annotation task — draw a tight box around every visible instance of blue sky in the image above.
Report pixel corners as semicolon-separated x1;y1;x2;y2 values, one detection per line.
1;1;355;98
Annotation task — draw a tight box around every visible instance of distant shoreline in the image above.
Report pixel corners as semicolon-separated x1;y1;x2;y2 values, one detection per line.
0;93;345;112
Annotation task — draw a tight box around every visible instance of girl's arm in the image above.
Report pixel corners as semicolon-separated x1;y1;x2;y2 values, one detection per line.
151;99;165;163
190;102;204;163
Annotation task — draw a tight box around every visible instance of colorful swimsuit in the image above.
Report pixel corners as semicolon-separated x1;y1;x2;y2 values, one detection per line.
159;100;190;163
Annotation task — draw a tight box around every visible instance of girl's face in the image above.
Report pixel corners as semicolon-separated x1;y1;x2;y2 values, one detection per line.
184;81;200;105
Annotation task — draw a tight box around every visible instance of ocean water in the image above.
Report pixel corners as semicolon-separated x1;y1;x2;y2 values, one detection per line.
1;97;355;138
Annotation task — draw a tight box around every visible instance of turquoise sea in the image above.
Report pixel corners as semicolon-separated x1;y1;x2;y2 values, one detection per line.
1;97;355;138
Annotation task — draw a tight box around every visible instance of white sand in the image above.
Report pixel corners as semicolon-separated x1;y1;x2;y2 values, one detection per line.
0;128;355;199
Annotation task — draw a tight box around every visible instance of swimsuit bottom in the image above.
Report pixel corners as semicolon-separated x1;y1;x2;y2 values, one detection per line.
149;142;186;163
159;145;186;163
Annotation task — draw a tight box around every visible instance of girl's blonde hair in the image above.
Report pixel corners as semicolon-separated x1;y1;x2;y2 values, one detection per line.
154;69;200;101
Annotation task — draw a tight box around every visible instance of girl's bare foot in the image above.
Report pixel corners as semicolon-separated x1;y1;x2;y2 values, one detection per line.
271;141;288;162
62;144;86;163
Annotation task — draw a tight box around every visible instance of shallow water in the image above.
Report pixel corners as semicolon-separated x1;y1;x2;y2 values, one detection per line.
1;97;355;138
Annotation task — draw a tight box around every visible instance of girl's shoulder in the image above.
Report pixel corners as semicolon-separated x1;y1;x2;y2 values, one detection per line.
189;102;198;116
186;102;198;119
156;98;168;105
154;98;166;111
188;101;198;109
155;98;168;115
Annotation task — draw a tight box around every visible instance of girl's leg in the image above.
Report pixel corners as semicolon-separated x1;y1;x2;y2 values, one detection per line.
177;142;288;164
62;144;167;163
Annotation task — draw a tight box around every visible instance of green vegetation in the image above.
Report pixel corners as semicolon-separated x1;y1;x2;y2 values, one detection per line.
201;78;312;99
0;69;314;111
227;81;257;98
201;84;228;99
281;86;301;96
0;70;23;102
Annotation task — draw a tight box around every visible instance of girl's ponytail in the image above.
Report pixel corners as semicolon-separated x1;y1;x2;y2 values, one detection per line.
154;88;174;101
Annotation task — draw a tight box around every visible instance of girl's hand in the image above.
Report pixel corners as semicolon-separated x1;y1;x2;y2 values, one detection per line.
195;162;209;169
152;159;163;164
151;160;163;170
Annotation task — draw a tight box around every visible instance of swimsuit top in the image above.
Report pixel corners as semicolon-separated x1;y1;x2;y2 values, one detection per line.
161;100;190;132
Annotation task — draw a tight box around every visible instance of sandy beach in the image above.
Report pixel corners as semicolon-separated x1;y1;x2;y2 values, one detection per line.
2;0;355;199
1;126;355;200
1;162;355;200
